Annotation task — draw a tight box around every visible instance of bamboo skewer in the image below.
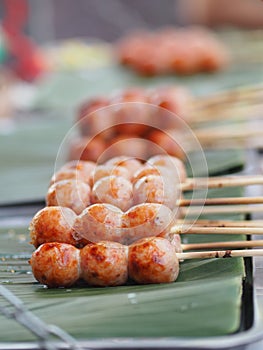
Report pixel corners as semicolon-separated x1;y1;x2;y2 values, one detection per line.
185;83;263;146
181;204;263;216
178;196;263;207
172;225;263;235
192;85;263;108
192;138;263;150
177;196;263;217
177;249;263;260
172;172;263;220
196;96;263;107
193;101;263;114
188;84;263;126
180;219;263;228
181;175;263;191
190;108;263;125
195;125;263;142
182;240;263;251
181;128;263;150
191;99;263;117
191;84;263;110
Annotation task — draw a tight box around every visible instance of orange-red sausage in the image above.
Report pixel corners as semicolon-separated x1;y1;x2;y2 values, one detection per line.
91;176;133;212
147;155;187;183
112;88;150;135
80;241;128;286
77;97;112;137
104;156;142;175
68;136;106;163
128;236;179;284
121;203;175;245
29;206;89;248
30;206;77;248
30;242;81;288
90;164;130;187
46;179;91;215
50;160;96;186
74;203;123;244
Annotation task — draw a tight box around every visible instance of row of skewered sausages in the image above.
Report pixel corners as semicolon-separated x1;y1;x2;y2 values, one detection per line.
30;237;180;288
31;155;185;247
70;86;193;162
46;155;186;216
30;155;186;287
116;26;229;76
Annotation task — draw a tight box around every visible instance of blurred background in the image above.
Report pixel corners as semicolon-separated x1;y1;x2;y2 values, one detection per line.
14;0;263;43
0;0;262;204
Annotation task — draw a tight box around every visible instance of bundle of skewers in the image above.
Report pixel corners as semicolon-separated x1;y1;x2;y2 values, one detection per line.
191;83;263;123
191;83;263;149
29;155;263;288
71;83;263;163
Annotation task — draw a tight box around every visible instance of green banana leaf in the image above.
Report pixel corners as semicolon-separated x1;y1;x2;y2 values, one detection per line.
32;61;263;111
0;111;245;204
0;184;247;342
0;115;71;204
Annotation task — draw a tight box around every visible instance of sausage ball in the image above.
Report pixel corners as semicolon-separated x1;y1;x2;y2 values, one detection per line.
46;179;91;215
30;242;81;288
128;237;179;284
29;206;77;248
80;241;128;286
